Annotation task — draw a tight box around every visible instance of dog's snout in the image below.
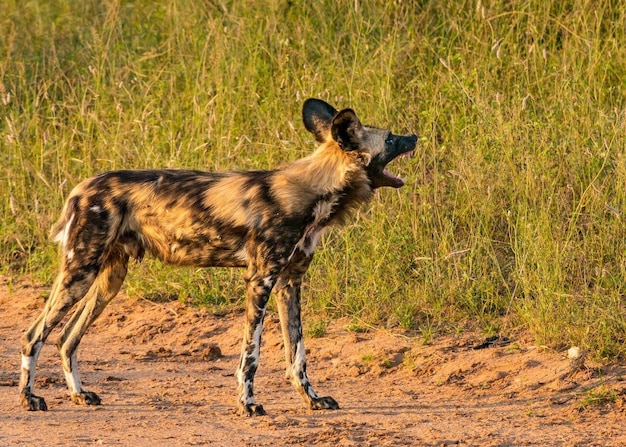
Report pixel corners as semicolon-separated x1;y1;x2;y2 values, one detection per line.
402;134;418;150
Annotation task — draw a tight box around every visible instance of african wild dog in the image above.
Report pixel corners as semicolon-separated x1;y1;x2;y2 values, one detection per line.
19;98;417;416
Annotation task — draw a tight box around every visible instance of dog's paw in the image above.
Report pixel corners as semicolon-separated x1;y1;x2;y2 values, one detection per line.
310;396;340;410
21;393;48;411
71;391;102;406
237;403;267;417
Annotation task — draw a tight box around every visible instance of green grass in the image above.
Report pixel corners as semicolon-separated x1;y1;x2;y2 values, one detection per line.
1;0;625;360
576;385;619;411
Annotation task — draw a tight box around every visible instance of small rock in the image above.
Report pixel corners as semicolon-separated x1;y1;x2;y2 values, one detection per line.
202;344;222;361
567;346;581;359
347;364;362;377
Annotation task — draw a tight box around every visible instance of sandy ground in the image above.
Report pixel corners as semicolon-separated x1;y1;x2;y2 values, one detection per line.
0;278;624;446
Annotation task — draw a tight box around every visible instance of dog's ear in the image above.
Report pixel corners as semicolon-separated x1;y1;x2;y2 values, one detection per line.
331;108;362;151
302;98;337;143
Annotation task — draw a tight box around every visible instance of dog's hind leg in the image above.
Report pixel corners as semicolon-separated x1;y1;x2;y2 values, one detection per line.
274;251;339;411
20;203;117;411
55;248;129;406
19;264;99;410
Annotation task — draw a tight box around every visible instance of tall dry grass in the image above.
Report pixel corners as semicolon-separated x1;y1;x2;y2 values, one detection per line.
1;0;624;359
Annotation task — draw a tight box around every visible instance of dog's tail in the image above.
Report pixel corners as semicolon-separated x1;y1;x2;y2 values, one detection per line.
50;195;79;248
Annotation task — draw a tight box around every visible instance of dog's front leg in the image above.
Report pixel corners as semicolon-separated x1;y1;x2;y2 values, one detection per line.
274;254;339;411
235;262;277;417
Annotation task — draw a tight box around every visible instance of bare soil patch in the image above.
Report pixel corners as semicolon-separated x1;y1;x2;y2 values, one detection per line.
1;278;624;446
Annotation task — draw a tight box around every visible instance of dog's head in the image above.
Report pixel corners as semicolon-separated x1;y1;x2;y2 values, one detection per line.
302;98;417;189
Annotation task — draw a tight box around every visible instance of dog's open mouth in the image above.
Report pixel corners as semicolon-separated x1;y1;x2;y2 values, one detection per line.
381;149;415;187
370;135;417;189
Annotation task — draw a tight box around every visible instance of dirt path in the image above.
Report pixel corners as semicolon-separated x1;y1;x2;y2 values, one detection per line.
0;278;624;446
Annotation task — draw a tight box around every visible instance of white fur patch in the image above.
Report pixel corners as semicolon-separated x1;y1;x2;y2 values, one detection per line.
250;313;265;365
312;200;334;222
294;225;329;257
290;198;336;258
53;213;75;247
304;227;326;255
89;205;102;213
234;246;247;262
21;354;34;371
63;353;82;394
291;340;318;399
235;364;244;389
291;340;306;375
21;341;43;389
262;275;274;290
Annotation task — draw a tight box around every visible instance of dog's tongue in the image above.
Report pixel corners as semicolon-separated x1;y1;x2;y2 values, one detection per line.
383;168;404;187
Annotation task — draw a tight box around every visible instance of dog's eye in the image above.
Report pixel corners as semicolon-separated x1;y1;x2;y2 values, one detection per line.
385;135;394;146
